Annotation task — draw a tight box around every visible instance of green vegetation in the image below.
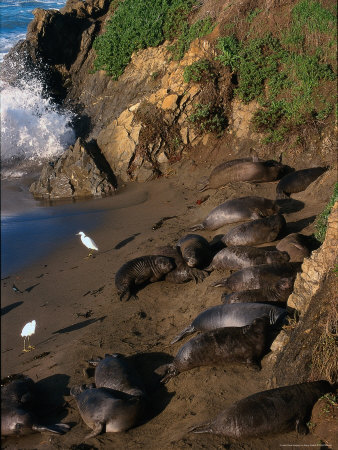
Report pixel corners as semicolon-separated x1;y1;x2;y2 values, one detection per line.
166;17;214;61
93;0;214;79
314;183;338;242
188;103;227;134
183;59;212;83
246;8;263;23
215;0;336;142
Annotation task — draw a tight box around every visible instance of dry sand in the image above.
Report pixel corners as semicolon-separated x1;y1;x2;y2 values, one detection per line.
1;165;336;449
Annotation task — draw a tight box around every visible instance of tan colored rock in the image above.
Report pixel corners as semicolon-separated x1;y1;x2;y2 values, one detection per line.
97;108;141;182
162;94;178;111
230;99;260;140
149;88;169;105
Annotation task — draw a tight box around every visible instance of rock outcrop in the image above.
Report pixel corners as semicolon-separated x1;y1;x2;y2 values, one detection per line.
30;138;116;199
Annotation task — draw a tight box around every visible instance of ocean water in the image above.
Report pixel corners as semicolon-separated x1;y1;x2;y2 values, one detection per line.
0;0;94;277
0;0;75;177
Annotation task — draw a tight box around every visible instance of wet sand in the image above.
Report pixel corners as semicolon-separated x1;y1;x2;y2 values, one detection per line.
1;166;336;449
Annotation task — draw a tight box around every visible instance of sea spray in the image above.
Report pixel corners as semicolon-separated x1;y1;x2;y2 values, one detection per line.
1;75;75;178
0;0;74;178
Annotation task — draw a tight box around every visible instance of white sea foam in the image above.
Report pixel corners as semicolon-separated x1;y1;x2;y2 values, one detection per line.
1;76;76;178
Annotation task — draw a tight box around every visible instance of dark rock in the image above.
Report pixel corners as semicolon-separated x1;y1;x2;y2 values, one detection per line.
29;138;117;199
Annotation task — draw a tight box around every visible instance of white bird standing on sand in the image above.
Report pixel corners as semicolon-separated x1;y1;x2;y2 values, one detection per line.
21;320;36;352
77;231;99;257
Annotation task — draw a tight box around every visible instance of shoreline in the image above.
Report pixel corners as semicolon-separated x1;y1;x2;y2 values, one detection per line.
1;169;336;449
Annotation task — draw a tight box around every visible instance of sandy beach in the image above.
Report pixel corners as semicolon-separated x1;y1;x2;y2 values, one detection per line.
1;164;336;449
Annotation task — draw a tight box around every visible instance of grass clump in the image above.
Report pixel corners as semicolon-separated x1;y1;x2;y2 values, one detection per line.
188;103;227;134
93;0;214;79
314;183;338;243
216;0;336;142
183;59;212;83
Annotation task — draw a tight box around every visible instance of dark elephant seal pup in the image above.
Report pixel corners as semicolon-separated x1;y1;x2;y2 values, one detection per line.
161;317;269;383
192;196;279;231
171;303;286;343
199;158;288;191
115;255;175;301
1;374;70;436
176;234;211;268
212;262;301;291
222;214;286;247
190;380;332;437
70;385;143;439
206;246;289;271
88;354;146;398
222;277;294;305
276;167;327;199
276;233;312;262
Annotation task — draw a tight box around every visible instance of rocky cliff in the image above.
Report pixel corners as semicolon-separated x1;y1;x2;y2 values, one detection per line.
3;0;336;199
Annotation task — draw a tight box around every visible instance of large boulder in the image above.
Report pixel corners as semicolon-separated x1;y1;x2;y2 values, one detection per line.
30;138;116;199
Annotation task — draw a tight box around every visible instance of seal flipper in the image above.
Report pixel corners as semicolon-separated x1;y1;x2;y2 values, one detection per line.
85;422;103;439
295;418;309;435
190;223;205;232
171;325;195;344
32;423;70;434
189;422;213;434
160;364;180;384
210;279;228;288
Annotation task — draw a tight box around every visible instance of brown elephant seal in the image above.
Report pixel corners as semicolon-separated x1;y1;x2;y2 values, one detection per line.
276;233;312;262
221;214;286;247
190;380;332;438
276;167;327;199
171;303;286;343
161;317;269;383
211;262;301;291
176;234;212;268
88;354;146;398
115;255;175;301
199;158;288;191
205;246;289;271
222;277;294;305
191;196;279;231
156;246;208;283
70;384;144;439
1;374;70;436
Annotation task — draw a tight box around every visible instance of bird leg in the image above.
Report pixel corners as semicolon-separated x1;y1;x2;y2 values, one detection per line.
27;336;35;350
85;251;93;259
23;337;30;352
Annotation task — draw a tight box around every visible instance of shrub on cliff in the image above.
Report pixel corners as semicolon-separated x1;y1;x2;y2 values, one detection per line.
93;0;214;79
216;0;336;143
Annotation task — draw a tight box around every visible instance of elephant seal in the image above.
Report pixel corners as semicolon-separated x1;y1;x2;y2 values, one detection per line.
221;214;286;247
276;233;312;262
276;167;327;199
222;277;294;305
1;374;70;436
70;385;144;439
156;246;208;283
171;303;286;343
190;380;332;437
191;196;279;231
176;234;212;268
161;317;269;383
115;255;175;301
211;262;301;291
88;354;146;398
205;246;289;271
199;158;288;191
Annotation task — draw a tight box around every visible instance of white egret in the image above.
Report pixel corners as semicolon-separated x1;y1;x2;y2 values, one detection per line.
76;231;99;257
21;320;36;352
